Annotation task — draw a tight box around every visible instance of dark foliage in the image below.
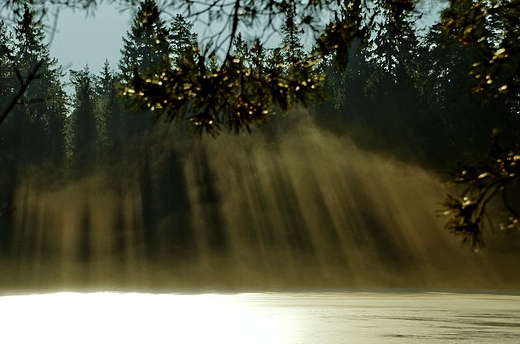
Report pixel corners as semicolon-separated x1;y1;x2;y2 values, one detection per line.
440;134;520;251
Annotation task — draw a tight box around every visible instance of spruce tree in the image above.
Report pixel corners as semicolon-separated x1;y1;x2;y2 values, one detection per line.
0;20;16;133
280;3;305;70
69;65;98;175
0;7;67;258
118;0;171;137
277;3;319;109
0;19;17;241
118;0;171;80
95;60;124;167
169;14;198;66
2;6;67;173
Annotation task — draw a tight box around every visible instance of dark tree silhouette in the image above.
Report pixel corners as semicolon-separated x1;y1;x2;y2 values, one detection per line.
95;60;125;167
1;0;518;133
169;14;198;67
118;0;171;80
69;66;98;175
118;0;171;137
1;6;67;168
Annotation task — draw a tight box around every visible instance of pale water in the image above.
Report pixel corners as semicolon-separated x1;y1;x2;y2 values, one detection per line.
0;291;519;343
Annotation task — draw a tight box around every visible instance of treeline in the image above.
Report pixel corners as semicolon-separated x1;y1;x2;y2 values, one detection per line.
0;0;318;261
315;23;520;169
4;0;516;183
0;0;321;189
0;2;198;186
1;0;519;258
0;1;204;260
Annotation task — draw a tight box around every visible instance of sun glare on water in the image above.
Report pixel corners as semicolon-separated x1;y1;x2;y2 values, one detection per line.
0;292;294;344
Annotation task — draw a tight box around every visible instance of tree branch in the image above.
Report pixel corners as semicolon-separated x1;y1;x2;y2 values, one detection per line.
0;60;44;125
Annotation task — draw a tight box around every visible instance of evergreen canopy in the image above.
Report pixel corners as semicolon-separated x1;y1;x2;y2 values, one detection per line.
1;0;518;131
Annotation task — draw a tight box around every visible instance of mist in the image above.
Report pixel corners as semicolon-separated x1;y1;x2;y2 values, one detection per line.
1;110;519;292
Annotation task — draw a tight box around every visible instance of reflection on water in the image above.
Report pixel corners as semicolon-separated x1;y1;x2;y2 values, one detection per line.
0;291;519;343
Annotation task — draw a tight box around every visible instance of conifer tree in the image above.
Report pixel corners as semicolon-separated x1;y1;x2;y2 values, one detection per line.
0;8;67;258
69;65;98;175
42;69;68;172
118;0;171;137
95;60;124;166
1;6;67;172
280;3;305;70
279;3;323;109
0;20;16;132
232;33;251;66
118;0;171;80
0;19;17;232
169;14;198;66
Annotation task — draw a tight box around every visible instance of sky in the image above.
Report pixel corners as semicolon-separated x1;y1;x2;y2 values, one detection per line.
48;4;133;78
45;2;443;92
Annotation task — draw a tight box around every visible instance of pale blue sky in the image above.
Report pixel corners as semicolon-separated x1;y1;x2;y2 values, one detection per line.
45;2;442;88
48;4;133;76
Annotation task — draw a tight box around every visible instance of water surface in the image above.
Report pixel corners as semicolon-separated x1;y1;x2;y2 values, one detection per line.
1;290;519;343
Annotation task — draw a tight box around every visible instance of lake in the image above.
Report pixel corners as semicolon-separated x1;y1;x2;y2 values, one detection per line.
1;290;519;343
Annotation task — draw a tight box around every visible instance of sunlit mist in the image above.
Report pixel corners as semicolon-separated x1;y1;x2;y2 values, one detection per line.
1;111;519;290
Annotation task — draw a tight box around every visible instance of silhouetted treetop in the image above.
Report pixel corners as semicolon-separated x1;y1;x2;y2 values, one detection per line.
2;0;518;134
0;1;425;125
442;0;520;99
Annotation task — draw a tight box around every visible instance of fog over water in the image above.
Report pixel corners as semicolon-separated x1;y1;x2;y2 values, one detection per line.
1;111;519;291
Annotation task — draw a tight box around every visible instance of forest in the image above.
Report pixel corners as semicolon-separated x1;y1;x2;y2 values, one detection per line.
0;0;519;288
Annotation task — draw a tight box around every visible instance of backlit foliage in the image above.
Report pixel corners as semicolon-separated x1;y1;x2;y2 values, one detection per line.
441;134;520;250
1;0;426;134
123;49;324;137
442;0;520;98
